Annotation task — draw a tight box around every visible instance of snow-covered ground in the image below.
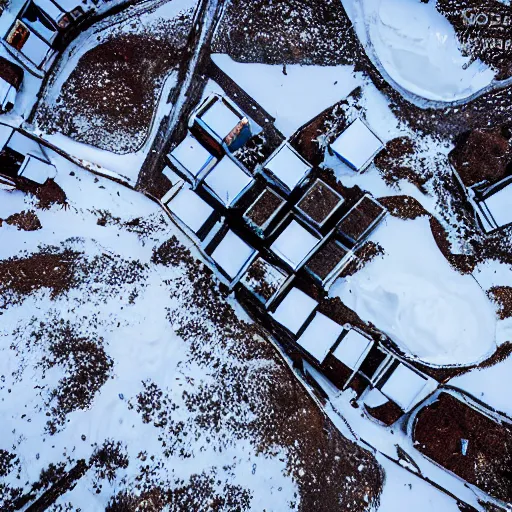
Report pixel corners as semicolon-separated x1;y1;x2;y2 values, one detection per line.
331;216;497;366
342;0;496;103
212;54;363;136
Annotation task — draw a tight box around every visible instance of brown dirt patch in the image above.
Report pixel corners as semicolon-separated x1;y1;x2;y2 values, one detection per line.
365;400;403;427
378;195;428;220
340;241;385;279
306;239;349;281
213;0;364;67
37;14;192;153
4;210;41;231
19;178;68;210
414;392;512;503
245;189;284;227
450;128;512;188
0;249;80;309
487;286;512;319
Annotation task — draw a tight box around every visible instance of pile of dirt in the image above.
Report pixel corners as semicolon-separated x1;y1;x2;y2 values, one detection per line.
450;128;512;188
37;14;192;154
378;195;428;220
340;241;385;279
3;210;41;231
487;286;512;319
213;0;364;66
19;178;68;210
413;392;512;503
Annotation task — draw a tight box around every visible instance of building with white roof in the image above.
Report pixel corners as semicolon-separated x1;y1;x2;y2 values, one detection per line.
296;312;344;363
332;329;373;371
262;143;312;193
167;187;215;238
167;134;217;184
211;229;257;282
270;218;320;270
380;363;430;412
330;118;384;172
203;156;254;208
271;287;318;335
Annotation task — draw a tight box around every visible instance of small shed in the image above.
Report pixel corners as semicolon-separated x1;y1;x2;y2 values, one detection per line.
167;134;217;185
261;143;312;194
270;217;321;271
6;20;55;68
243;186;287;238
0;56;24;111
240;257;290;307
210;229;257;283
191;94;252;151
332;329;373;372
379;363;430;412
330;118;383;172
337;195;387;246
296;312;344;364
271;287;318;335
18;154;56;184
296;178;344;228
167;187;216;240
202;155;254;208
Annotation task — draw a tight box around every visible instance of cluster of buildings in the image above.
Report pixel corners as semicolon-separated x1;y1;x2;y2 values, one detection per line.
0;0;97;112
160;92;437;426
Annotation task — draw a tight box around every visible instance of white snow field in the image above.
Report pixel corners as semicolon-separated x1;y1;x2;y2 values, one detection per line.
331;216;497;366
343;0;495;102
211;54;362;136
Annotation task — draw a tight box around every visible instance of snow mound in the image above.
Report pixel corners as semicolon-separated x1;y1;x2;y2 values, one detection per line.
354;0;495;102
331;217;496;366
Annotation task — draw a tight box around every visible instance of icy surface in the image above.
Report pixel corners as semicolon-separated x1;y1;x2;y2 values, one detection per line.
331;216;497;366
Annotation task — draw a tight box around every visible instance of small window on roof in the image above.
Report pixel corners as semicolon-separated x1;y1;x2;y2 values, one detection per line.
297;179;344;226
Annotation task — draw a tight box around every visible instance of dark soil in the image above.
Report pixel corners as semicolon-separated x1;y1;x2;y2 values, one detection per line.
450;128;512;188
3;210;41;231
436;0;512;80
245;258;281;302
414;392;512;503
338;197;385;242
378;195;428;220
18;179;68;210
297;180;342;225
245;188;284;227
37;14;192;153
487;286;512;319
365;400;403;427
306;239;349;280
212;0;364;66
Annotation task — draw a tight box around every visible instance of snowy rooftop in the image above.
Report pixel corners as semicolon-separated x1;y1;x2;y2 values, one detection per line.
270;219;320;270
211;229;256;280
264;144;312;192
18;156;56;184
167;188;214;234
380;363;429;411
333;330;373;371
169;134;213;178
200;98;243;140
331;118;383;172
18;24;52;67
271;287;318;335
479;183;512;231
204;156;254;207
296;312;344;363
